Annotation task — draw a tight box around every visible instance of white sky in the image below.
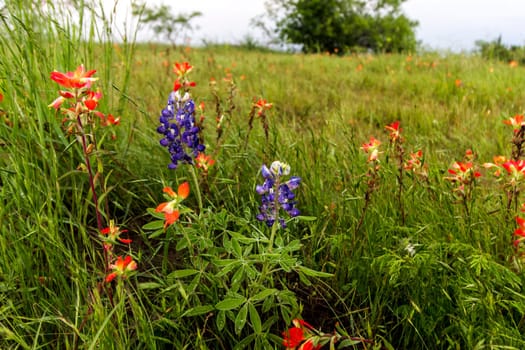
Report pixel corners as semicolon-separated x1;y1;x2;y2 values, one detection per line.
118;0;525;51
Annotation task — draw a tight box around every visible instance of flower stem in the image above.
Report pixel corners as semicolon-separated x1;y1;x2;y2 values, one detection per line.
77;115;103;231
189;165;203;213
268;220;279;252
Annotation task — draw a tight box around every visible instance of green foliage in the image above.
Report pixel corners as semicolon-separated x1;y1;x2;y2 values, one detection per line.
261;0;418;53
475;35;525;64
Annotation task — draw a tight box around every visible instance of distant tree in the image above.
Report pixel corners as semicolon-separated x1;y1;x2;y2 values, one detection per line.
131;1;202;47
474;35;525;63
255;0;418;54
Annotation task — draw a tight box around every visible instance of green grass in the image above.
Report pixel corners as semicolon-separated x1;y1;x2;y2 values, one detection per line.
2;1;525;349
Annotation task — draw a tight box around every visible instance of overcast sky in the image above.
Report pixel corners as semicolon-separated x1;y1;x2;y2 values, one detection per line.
120;0;525;51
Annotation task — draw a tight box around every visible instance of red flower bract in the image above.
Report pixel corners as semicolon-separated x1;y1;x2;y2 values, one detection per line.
385;120;401;142
282;327;304;348
50;65;98;89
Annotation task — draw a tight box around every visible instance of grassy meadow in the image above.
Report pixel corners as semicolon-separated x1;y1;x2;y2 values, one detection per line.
2;2;525;349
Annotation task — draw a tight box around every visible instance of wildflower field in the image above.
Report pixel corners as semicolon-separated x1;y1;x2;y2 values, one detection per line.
3;2;525;349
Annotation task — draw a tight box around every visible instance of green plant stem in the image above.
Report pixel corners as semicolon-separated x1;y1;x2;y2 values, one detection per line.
77;115;104;231
189;166;203;213
396;143;405;225
268;220;279;252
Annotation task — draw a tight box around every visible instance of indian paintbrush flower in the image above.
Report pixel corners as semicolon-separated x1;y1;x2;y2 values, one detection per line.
502;160;525;185
282;319;321;350
50;64;97;89
482;155;507;177
105;255;137;283
100;220;132;251
282;318;373;350
254;98;273;116
404;150;424;172
514;216;525;247
385;120;402;143
256;161;301;228
446;161;481;184
246;97;272;146
195;152;215;172
155;181;190;228
361;136;382;162
503;114;525;133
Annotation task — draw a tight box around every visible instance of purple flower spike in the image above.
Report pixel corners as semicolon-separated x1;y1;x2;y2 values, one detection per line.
156;90;205;169
256;161;301;228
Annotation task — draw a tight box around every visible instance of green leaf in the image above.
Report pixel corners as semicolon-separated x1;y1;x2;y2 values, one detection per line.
138;282;163;290
297;265;334;278
215;297;246;311
143;220;165;230
146;208;165;219
230;267;245;291
338;339;362;347
235;303;248;335
176;238;189;251
183;305;214;317
148;229;165;239
279;257;296;272
248;303;262;334
228;231;258;244
168;269;200;279
231;238;242;258
286;239;302;252
296;215;317;221
250;288;277;302
216;262;241;277
216;310;226;331
233;334;256;350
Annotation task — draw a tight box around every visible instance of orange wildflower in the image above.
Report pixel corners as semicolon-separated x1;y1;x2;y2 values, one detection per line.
155;182;190;228
105;255;137;283
195;153;215;172
50;65;98;89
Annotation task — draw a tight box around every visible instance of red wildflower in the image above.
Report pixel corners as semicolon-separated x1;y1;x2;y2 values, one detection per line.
514;216;525;247
503;114;525;133
282;319;322;350
446;161;481;183
502;160;525;184
100;220;131;250
173;78;196;92
282;327;304;349
361;136;382;162
95;111;121;126
50;65;97;89
482;155;507;177
83;89;102;110
48;96;66;109
105;255;137;283
155;182;190;228
195;152;215;172
404;150;423;172
254;98;272;116
173;62;193;77
385;121;401;142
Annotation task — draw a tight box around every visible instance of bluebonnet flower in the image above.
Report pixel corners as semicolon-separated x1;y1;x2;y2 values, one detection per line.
256;161;301;228
157;90;205;169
